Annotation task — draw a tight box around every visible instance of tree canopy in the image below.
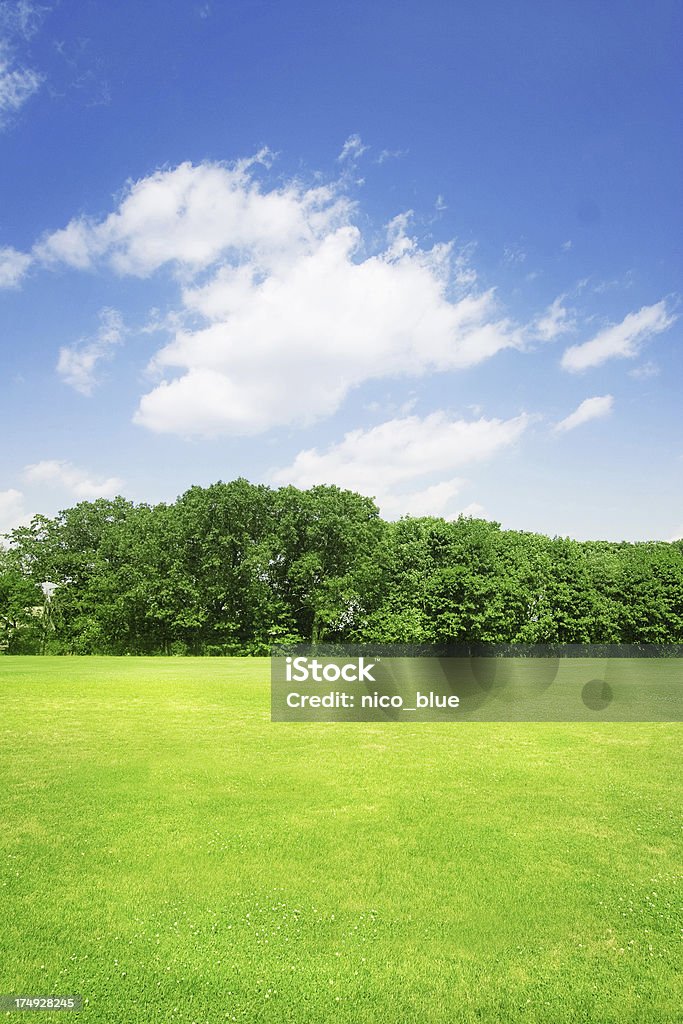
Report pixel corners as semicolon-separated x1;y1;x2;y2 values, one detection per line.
2;479;681;654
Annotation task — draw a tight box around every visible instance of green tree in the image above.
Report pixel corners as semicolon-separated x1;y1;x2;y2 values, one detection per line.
269;485;384;644
0;549;44;653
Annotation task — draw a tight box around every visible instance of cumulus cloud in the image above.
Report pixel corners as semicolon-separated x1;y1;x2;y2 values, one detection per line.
35;154;352;276
0;245;31;287
271;410;529;519
561;301;675;372
23;461;124;500
32;156;530;437
56;308;125;395
135;240;522;436
554;394;613;433
134;215;521;435
533;296;574;341
0;487;26;534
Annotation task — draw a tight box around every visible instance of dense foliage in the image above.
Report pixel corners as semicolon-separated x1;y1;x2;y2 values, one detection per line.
1;479;682;653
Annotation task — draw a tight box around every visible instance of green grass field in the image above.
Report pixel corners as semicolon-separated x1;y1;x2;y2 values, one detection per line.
1;658;680;1023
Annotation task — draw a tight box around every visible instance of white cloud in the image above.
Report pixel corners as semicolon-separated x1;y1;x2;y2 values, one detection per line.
378;479;465;520
35;155;353;277
628;361;660;380
0;2;45;39
133;210;522;436
561;301;675;372
0;3;46;127
36;216;95;269
0;52;41;123
0;488;26;534
554;394;614;433
33;157;531;437
593;270;634;294
457;502;486;518
0;245;31;287
135;235;523;436
338;134;368;162
533;295;574;342
376;148;406;164
56;308;125;395
503;245;526;265
23;461;124;500
271;410;529;519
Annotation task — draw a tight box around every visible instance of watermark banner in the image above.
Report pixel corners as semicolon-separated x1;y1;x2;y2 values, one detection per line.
271;645;683;722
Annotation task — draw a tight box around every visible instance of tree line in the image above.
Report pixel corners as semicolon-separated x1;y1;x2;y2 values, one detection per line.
1;478;682;654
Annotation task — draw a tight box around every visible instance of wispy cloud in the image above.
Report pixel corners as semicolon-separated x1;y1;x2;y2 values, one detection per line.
56;308;125;395
0;1;46;39
628;361;660;380
561;301;676;372
592;270;635;294
533;295;574;342
0;245;31;287
23;460;124;500
376;148;406;164
271;410;529;519
503;245;526;265
337;133;368;162
0;2;45;127
0;50;41;123
554;394;613;433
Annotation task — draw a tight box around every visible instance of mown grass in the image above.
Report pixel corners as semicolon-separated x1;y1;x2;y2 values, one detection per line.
0;657;680;1023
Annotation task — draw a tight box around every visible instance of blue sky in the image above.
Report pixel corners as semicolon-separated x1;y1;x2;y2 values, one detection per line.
1;0;681;541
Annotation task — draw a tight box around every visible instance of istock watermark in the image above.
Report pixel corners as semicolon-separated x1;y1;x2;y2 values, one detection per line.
271;644;683;722
285;655;377;682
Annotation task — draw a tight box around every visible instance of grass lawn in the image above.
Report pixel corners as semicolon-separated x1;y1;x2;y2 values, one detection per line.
0;657;680;1023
